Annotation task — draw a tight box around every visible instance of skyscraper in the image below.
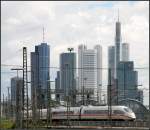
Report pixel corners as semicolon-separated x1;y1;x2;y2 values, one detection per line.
117;61;138;101
78;44;86;92
115;17;121;78
78;44;102;102
121;43;129;61
11;77;23;106
108;12;122;105
94;45;102;103
11;77;23;119
108;46;115;79
31;43;50;108
108;12;140;106
60;52;76;105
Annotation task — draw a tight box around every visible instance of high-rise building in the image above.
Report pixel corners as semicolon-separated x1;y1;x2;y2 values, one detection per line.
78;44;102;102
108;46;115;79
121;43;129;61
60;52;76;105
117;61;138;102
115;17;121;78
11;77;23;106
78;44;86;92
11;77;23;118
94;45;102;103
108;12;140;106
31;43;50;108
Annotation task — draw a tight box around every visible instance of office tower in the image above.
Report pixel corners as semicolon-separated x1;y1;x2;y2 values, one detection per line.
108;12;122;105
31;43;50;108
55;71;60;102
78;44;102;102
78;44;87;92
107;12;141;106
11;77;23;119
94;45;102;103
121;43;129;61
108;46;115;79
115;16;121;78
11;77;23;106
117;61;138;102
60;52;76;105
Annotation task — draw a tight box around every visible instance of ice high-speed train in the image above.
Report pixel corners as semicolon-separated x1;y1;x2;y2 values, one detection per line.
27;106;136;121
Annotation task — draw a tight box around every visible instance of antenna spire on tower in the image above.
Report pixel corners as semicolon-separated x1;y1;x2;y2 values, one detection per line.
118;8;120;22
43;27;45;43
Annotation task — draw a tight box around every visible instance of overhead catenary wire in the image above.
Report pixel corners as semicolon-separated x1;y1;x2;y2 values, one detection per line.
1;64;149;70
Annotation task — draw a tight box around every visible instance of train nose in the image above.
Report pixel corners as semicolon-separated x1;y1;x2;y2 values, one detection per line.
131;113;136;119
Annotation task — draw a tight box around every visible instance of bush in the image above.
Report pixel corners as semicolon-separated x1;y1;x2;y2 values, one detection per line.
0;118;15;129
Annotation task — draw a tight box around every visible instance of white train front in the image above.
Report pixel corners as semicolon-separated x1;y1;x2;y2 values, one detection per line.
26;106;136;121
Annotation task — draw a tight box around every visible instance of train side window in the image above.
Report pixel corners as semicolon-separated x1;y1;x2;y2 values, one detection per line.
84;110;94;114
99;110;108;114
84;110;109;114
84;110;91;114
96;110;106;114
113;110;125;114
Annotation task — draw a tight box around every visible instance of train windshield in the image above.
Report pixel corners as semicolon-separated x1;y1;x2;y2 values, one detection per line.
124;108;132;113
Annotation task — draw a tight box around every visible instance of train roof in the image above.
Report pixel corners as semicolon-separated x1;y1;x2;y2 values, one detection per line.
81;105;130;110
27;105;131;112
52;107;81;112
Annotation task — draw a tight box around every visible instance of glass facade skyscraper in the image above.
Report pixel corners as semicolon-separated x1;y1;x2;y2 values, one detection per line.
117;61;138;101
108;17;141;105
60;52;76;104
115;20;121;78
11;77;23;106
121;43;129;61
31;43;50;108
11;77;23;118
108;46;115;79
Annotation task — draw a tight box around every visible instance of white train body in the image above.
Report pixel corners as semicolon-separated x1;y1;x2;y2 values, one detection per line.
80;106;135;120
26;105;136;121
52;107;80;120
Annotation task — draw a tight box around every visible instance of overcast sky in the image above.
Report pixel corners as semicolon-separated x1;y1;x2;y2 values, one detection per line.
1;1;149;105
